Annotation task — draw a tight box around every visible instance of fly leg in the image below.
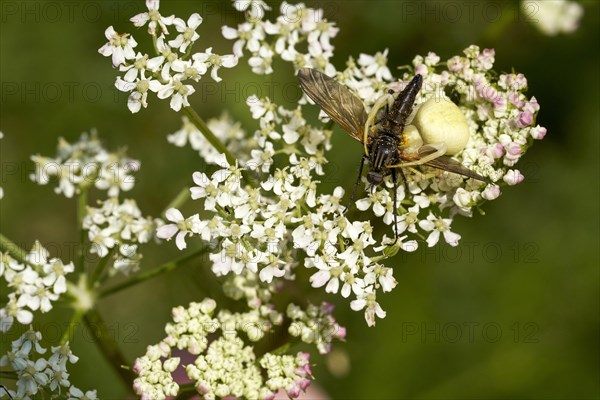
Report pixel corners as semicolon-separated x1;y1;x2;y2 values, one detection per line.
391;168;399;245
344;155;367;214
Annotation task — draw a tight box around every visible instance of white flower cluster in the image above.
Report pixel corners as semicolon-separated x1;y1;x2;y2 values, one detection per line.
287;302;346;355
0;328;96;399
522;0;584;36
223;1;339;74
82;198;162;275
133;298;315;400
30;131;139;198
161;45;545;327
0;243;74;332
160;89;411;325
99;0;238;113
168;113;248;165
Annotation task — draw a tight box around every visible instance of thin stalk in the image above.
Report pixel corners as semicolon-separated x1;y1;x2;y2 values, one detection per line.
0;234;28;264
99;246;208;298
61;308;84;345
83;308;136;392
78;189;88;272
162;186;191;217
181;106;258;188
174;383;197;400
89;249;114;289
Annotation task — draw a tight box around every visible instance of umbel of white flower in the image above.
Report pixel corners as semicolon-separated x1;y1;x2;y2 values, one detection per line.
100;0;546;331
159;47;545;327
0;243;74;333
133;298;316;400
0;328;96;399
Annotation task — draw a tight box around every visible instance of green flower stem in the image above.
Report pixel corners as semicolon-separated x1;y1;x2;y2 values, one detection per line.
181;106;258;188
174;384;197;400
60;308;84;345
83;307;136;393
78;189;88;272
182;106;234;164
0;233;28;264
98;246;209;298
162;186;191;217
0;371;17;379
89;249;114;289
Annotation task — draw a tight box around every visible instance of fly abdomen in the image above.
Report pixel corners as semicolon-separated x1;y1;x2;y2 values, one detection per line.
389;74;423;129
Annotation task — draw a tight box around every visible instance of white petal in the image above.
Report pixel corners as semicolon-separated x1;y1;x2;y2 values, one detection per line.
188;13;203;28
156;224;178;240
221;26;238;39
165;208;184;223
350;299;366;311
175;231;188;250
309;270;330;288
426;230;440;247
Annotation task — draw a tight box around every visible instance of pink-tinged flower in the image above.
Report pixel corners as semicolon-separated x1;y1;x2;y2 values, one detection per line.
530;125;547;140
488;143;505;159
517;110;533;127
482;185;501;200
504;142;522;163
503;169;525;185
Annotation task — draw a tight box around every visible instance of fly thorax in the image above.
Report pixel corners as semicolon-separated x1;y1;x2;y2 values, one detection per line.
370;134;398;169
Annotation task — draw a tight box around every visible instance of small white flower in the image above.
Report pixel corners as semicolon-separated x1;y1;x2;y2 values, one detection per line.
358;49;393;81
115;76;162;113
192;47;238;82
418;213;461;247
169;13;203;53
523;0;584;36
233;0;272;19
68;386;98;400
98;26;138;67
350;289;386;327
156;208;200;250
222;22;265;57
130;0;175;35
503;169;525;185
157;77;196;112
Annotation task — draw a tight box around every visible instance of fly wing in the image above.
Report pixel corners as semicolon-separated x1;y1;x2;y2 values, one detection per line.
298;68;368;143
420;147;493;184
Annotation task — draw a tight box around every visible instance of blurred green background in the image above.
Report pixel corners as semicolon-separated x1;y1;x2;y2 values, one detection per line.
1;0;598;399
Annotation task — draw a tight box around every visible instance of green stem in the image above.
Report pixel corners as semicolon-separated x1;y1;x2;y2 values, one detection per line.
83;308;136;392
181;106;258;188
78;189;88;272
61;308;84;345
0;371;17;379
174;383;197;400
99;246;208;298
89;249;114;289
162;186;191;217
0;234;28;264
182;106;235;165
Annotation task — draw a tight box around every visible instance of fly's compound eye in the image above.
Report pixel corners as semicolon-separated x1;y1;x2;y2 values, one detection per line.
367;171;384;186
